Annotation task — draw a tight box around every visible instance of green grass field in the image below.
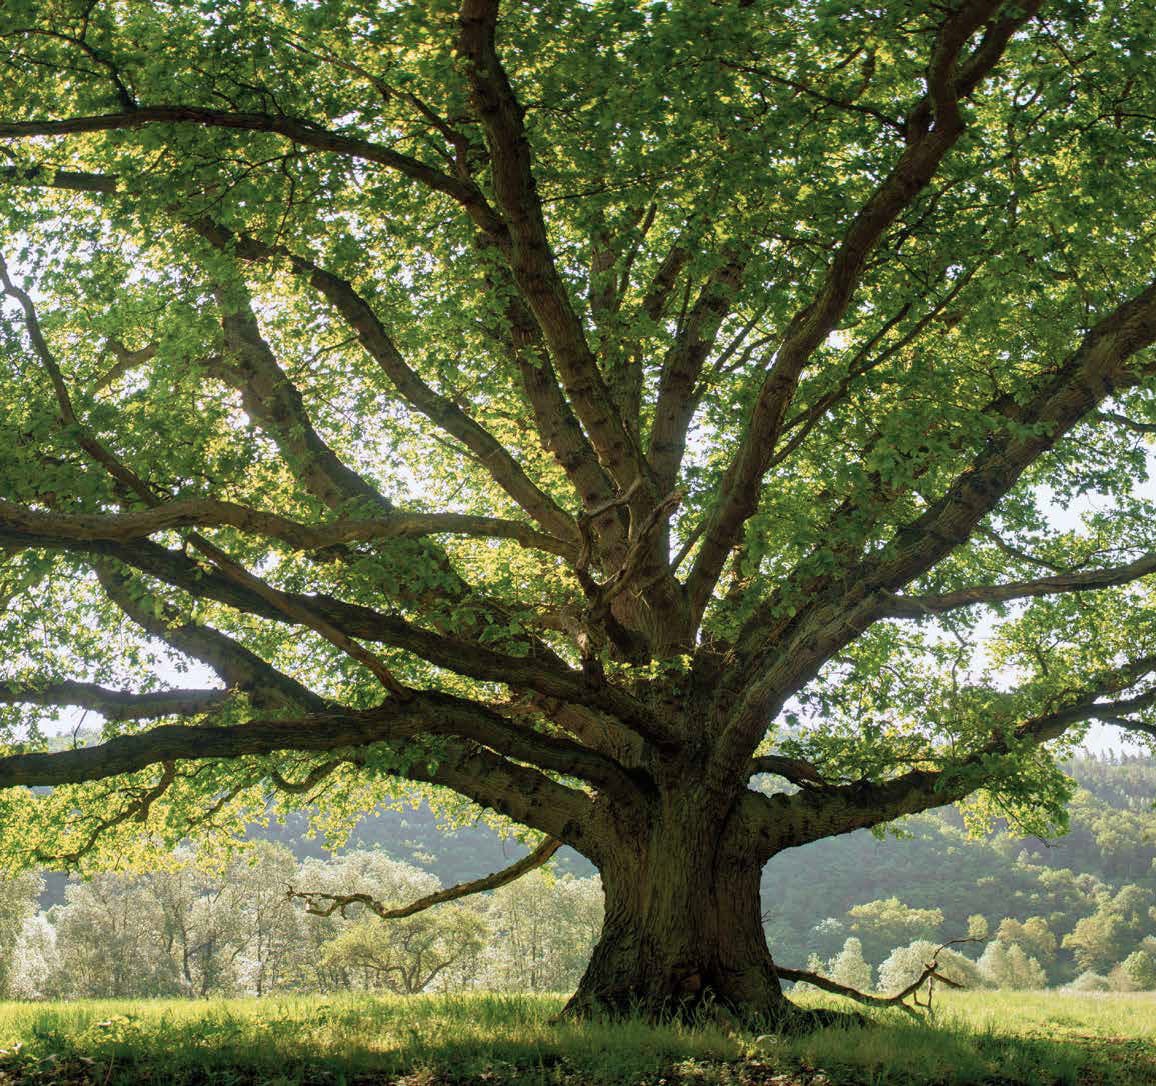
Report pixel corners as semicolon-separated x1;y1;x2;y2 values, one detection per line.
0;990;1151;1085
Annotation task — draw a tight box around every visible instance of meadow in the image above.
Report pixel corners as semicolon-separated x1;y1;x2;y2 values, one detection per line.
0;991;1151;1086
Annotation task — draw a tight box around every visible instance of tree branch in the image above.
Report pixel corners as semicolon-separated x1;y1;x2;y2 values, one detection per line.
288;836;561;918
475;236;623;556
720;272;1156;772
0;106;505;231
0;498;576;559
777;937;977;1019
194;221;578;542
0;681;227;722
209;286;395;515
1095;409;1156;435
458;0;648;494
685;0;1041;622
751;660;1156;855
0;689;619;832
0;694;602;842
648;252;746;492
748;754;829;788
886;552;1156;616
0;165;118;192
8;522;670;758
1;529;670;744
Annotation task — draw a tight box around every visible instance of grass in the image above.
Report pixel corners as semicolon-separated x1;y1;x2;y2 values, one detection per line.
0;990;1151;1085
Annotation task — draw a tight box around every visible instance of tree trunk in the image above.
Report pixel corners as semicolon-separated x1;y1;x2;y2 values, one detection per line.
564;791;790;1023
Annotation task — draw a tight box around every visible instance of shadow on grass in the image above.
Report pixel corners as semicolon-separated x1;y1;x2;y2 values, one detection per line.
0;993;1147;1085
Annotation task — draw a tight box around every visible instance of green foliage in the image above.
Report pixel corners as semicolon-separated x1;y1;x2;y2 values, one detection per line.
846;898;943;965
995;917;1057;966
2;0;1156;1017
977;940;1048;991
1062;885;1156;975
825;937;872;992
321;908;486;995
1120;945;1156;991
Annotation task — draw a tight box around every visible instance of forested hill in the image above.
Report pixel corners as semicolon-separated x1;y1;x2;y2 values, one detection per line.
272;754;1153;891
763;754;1156;978
38;753;1155;985
277;753;1156;984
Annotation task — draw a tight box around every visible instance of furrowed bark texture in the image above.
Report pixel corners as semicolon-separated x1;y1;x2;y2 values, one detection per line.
566;773;788;1020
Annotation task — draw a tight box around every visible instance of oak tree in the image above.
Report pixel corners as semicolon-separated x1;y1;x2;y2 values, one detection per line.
1;0;1155;1020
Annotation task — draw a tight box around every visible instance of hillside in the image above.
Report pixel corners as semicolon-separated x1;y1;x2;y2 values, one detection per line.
37;752;1154;986
289;753;1156;983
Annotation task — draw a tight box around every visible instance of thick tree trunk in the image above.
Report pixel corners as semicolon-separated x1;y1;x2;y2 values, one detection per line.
563;791;790;1023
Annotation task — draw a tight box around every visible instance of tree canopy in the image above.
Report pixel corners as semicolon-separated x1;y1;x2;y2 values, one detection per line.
1;0;1155;1019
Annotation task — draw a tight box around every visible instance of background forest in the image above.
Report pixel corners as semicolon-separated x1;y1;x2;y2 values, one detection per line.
0;753;1152;1001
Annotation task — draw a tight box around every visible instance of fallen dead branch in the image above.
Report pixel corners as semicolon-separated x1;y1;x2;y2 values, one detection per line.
777;937;981;1019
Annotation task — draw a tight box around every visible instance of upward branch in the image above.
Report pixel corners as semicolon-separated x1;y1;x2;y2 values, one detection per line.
458;0;648;496
194;221;578;543
686;0;1042;622
719;271;1156;773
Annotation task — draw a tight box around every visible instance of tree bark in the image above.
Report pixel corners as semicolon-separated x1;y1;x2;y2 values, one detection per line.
564;789;790;1023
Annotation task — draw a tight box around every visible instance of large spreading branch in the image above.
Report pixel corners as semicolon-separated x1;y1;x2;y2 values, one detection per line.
647;251;746;493
209;286;398;516
458;0;649;496
477;240;624;555
94;557;642;795
718;271;1156;774
0;696;597;844
0;681;227;722
885;551;1156;617
0;525;667;742
0;498;576;559
859;281;1156;598
685;0;1042;622
747;657;1156;857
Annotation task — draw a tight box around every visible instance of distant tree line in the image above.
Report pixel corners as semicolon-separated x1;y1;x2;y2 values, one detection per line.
0;754;1151;1001
0;845;602;1001
803;892;1156;996
764;755;1156;989
0;842;1154;1001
